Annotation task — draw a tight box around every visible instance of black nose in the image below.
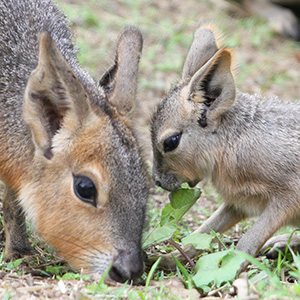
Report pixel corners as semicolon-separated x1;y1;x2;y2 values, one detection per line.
109;249;144;283
155;180;161;187
152;174;162;187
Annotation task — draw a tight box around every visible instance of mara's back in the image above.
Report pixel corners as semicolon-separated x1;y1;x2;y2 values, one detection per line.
0;0;77;89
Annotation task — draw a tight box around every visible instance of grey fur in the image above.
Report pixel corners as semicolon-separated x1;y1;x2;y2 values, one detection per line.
151;25;300;268
0;0;148;283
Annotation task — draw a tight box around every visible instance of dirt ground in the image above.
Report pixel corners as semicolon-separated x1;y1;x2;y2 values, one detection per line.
0;0;300;299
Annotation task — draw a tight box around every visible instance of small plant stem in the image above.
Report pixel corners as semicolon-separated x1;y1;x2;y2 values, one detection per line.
146;257;161;287
207;284;227;296
167;239;196;270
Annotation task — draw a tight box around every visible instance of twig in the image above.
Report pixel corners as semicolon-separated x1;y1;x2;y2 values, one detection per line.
167;239;196;270
16;285;53;292
207;284;227;296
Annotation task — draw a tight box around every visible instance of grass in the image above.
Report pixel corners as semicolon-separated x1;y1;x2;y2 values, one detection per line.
1;0;300;299
2;188;300;299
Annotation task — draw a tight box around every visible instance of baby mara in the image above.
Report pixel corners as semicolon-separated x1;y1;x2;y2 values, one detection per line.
0;0;148;283
151;24;300;267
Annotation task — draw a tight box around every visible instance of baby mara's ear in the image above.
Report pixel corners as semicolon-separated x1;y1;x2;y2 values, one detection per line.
181;24;236;126
182;25;236;127
99;26;143;117
188;48;236;125
182;24;222;79
23;32;91;159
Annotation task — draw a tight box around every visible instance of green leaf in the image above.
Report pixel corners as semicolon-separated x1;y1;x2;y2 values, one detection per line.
3;291;10;300
46;265;63;275
143;187;201;248
143;222;177;249
58;272;90;281
169;188;201;224
146;257;161;287
0;250;4;264
294;284;300;295
92;261;112;296
160;188;201;226
173;255;192;281
182;233;214;250
193;250;244;288
160;203;175;226
7;258;23;270
169;188;201;210
237;250;282;289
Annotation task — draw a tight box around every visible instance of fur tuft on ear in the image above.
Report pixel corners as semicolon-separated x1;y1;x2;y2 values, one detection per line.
187;48;236;123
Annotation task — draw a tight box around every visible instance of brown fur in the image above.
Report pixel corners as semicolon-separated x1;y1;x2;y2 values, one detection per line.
0;0;148;283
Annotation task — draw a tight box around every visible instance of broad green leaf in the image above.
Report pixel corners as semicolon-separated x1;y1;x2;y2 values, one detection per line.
160;203;175;226
182;233;214;250
169;188;201;209
143;187;201;248
160;188;201;226
193;250;244;288
169;188;201;224
143;222;177;248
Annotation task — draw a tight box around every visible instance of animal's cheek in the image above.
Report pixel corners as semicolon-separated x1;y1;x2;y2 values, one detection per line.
165;155;198;183
36;204;116;271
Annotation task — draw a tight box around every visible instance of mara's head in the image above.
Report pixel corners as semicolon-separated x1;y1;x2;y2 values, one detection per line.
151;25;236;191
20;27;148;282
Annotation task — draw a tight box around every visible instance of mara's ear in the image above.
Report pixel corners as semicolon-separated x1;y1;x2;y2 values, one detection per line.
188;48;236;124
182;24;220;80
99;26;143;116
23;32;91;159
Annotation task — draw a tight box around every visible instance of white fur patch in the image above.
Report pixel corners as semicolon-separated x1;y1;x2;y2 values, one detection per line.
18;181;39;228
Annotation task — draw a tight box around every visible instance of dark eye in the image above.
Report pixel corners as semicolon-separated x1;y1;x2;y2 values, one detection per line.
73;175;97;207
163;133;181;153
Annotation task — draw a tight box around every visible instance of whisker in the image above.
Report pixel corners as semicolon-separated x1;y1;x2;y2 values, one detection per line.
39;231;106;257
33;230;114;269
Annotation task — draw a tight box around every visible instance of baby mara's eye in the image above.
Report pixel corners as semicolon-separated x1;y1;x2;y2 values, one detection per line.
163;133;182;153
73;175;97;207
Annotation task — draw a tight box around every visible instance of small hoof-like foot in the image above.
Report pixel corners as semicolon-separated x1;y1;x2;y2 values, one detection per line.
4;246;37;261
259;233;300;259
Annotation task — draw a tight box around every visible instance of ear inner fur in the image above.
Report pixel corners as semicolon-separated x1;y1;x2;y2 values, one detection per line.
188;48;236;123
23;32;91;159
